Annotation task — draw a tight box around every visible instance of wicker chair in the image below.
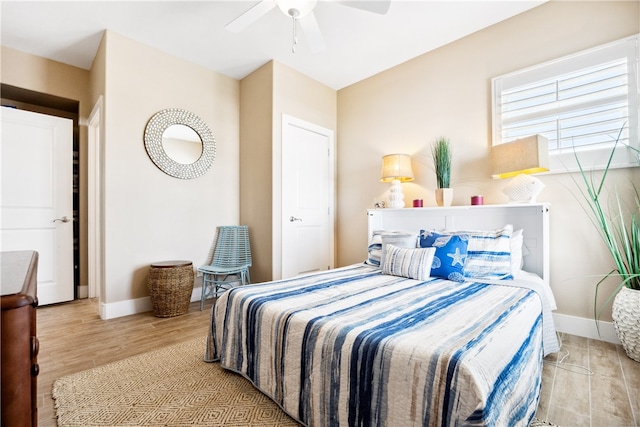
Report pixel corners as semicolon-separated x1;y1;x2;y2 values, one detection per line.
198;225;252;310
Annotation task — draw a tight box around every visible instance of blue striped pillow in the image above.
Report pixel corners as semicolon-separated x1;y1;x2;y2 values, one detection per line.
365;242;382;266
463;225;513;279
381;245;435;281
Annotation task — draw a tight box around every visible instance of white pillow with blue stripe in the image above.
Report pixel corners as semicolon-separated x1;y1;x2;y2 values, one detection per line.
381;244;436;281
463;224;513;279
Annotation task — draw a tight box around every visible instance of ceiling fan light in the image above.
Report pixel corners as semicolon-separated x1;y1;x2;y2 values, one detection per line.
277;0;317;18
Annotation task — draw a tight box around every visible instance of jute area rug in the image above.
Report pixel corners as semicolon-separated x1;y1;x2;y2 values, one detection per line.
52;337;300;426
53;336;558;427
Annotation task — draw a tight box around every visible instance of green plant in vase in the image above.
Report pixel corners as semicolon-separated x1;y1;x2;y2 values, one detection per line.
432;137;452;206
571;127;640;361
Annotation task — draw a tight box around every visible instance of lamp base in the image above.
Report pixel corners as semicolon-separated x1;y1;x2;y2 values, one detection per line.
503;174;545;203
388;179;405;208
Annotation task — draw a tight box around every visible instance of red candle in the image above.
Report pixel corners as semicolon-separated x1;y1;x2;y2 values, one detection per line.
471;195;484;205
413;199;423;207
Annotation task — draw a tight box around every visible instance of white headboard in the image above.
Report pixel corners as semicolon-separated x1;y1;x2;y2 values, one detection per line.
367;203;550;285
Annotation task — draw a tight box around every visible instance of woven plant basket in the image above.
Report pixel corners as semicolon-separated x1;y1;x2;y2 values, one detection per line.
147;261;194;318
612;286;640;362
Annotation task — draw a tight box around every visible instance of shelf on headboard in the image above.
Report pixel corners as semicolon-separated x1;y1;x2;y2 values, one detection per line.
367;203;550;284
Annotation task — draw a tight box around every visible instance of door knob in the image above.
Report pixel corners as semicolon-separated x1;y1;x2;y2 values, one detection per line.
289;216;302;222
53;216;71;223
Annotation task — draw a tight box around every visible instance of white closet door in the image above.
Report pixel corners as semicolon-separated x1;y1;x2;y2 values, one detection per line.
1;106;74;305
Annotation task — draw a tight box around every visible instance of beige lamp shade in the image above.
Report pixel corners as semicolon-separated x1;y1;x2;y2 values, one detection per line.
491;135;550;179
380;154;415;182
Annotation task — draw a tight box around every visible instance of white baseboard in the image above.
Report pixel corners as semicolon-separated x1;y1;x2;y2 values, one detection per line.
77;285;88;299
552;312;621;344
99;287;204;320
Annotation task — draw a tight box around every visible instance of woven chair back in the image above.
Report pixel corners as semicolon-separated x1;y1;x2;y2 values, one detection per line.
210;226;252;269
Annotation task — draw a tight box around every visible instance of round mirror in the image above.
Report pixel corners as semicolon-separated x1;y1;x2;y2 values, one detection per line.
144;109;216;179
162;124;203;164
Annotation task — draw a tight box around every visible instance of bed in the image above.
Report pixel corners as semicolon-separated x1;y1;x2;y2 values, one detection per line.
205;203;559;426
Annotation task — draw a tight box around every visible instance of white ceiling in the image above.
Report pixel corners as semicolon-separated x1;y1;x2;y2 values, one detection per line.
0;1;546;90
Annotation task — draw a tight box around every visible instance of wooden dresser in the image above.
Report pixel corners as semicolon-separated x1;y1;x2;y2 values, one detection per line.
1;251;39;427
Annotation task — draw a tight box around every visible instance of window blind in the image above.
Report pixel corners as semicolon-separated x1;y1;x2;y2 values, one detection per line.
492;34;639;172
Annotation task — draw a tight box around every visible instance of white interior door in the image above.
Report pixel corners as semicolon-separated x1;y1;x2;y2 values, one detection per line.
281;115;334;278
1;106;74;305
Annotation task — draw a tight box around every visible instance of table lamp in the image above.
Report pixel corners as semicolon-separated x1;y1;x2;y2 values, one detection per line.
380;154;414;208
491;135;549;203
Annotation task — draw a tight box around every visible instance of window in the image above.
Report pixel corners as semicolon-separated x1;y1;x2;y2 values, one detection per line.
492;34;640;173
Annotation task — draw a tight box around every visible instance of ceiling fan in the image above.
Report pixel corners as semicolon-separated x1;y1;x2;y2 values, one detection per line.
226;0;391;53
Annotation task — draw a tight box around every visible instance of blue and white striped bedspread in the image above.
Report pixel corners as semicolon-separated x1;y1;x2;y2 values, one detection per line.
205;264;552;427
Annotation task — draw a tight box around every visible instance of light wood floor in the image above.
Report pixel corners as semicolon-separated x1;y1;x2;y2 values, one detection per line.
36;299;639;426
36;298;212;426
537;332;639;426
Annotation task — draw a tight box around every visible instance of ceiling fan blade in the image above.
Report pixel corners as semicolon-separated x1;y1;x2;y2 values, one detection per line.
225;0;277;33
299;12;325;53
335;0;391;15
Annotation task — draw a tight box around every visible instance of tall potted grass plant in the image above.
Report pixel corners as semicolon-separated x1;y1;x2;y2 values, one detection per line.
432;137;453;206
572;128;640;361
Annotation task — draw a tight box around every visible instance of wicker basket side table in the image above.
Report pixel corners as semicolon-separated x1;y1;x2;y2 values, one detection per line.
147;260;194;317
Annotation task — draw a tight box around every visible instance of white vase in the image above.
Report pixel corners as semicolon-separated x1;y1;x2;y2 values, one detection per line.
612;286;640;362
435;188;453;207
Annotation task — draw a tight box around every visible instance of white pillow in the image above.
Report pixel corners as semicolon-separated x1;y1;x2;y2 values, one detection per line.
365;230;415;267
380;234;418;269
381;245;436;281
511;228;524;275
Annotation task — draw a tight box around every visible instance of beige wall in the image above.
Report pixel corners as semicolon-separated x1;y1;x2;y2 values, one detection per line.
239;62;274;283
1;34;240;315
89;35;107;301
90;34;106;112
337;1;640;324
271;62;337;277
2;1;637;329
1;34;337;314
240;61;337;282
1;46;90;104
100;31;240;308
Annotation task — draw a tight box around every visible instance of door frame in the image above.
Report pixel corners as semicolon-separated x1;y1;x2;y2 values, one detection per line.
277;114;335;279
88;96;104;308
